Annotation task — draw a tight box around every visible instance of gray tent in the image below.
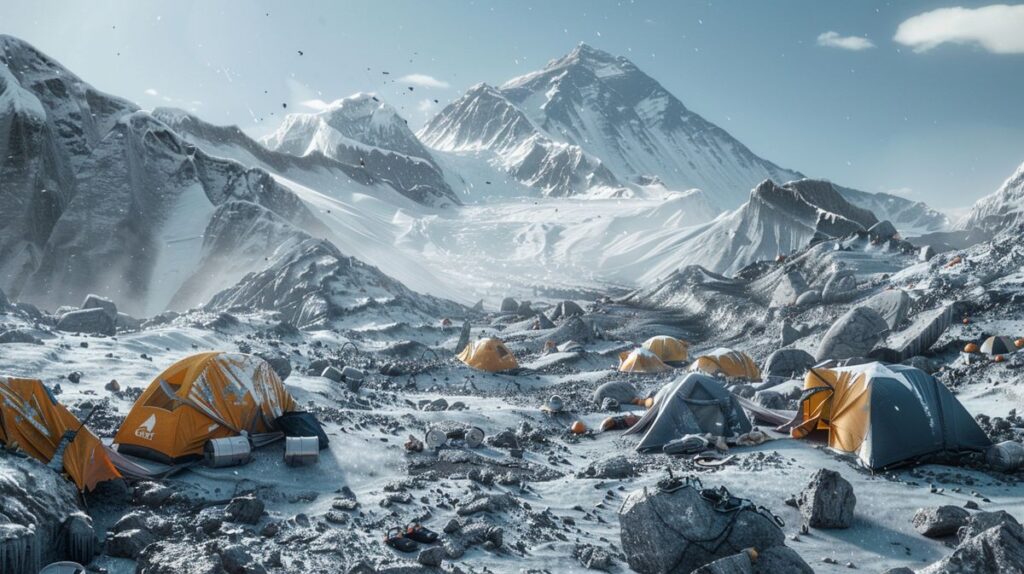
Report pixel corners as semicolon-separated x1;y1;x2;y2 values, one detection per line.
625;374;752;453
980;335;1017;356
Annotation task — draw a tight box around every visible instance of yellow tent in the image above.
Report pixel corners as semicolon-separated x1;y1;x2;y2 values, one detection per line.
641;336;689;363
457;338;518;372
618;348;671;373
689;348;760;381
0;376;121;491
114;352;296;464
788;363;990;469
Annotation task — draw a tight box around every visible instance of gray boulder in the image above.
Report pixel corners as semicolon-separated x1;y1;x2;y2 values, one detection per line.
418;545;446;567
592;381;638;405
815;307;889;362
821;270;858;303
225;495;264;524
753;390;786;410
106;527;155;559
869;220;898;241
543;316;597;347
579;455;636;480
920;524;1024;574
551;300;584;319
763;348;815;378
56;307;116;335
958;511;1021;543
0;330;43;345
864;289;912;330
619;483;786;574
770;271;807;308
0;288;8;312
795;290;821;306
81;293;117;321
256;352;292;381
797;469;855;529
913;506;970;538
535;312;556;329
920;245;936;261
781;319;810;347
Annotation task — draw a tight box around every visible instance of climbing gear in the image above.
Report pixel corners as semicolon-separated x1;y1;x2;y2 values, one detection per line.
405;523;440;544
384;527;418;552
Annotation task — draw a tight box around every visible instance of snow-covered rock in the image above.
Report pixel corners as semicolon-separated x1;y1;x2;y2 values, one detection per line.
261;93;458;207
964;159;1024;235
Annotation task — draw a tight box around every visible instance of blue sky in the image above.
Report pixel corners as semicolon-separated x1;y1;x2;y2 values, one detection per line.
3;0;1023;210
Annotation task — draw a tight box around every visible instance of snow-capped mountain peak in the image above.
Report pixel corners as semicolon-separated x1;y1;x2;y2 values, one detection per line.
422;43;801;206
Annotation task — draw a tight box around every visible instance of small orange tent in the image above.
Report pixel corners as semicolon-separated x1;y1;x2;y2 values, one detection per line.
618;348;671;373
0;376;121;491
114;352;296;464
457;338;518;372
641;336;689;363
689;348;761;381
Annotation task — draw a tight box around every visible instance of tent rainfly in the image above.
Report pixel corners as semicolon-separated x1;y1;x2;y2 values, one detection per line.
114;352;296;464
786;362;990;469
624;373;752;452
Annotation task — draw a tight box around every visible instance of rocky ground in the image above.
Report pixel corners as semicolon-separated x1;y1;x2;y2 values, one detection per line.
2;229;1024;574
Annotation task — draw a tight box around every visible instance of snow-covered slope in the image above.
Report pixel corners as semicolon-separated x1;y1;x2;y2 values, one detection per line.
421;43;801;207
626;179;878;278
963;159;1024;235
261;94;459;207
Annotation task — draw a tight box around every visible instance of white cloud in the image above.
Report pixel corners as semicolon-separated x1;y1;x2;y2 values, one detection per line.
894;5;1024;54
398;73;450;89
144;88;159;96
817;31;875;51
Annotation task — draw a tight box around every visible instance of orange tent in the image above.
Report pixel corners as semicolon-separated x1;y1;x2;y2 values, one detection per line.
689;348;761;381
0;376;121;491
641;336;689;363
457;338;518;372
114;352;296;464
618;348;671;373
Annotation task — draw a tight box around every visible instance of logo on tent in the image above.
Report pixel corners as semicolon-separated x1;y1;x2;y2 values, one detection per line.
135;414;157;440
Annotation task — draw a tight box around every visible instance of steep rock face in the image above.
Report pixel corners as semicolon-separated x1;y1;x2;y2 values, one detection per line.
168;201;313;312
206;238;463;329
26;112;324;316
964;160;1024;235
496;44;801;206
0;35;137;294
261;93;458;206
419;83;621;197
